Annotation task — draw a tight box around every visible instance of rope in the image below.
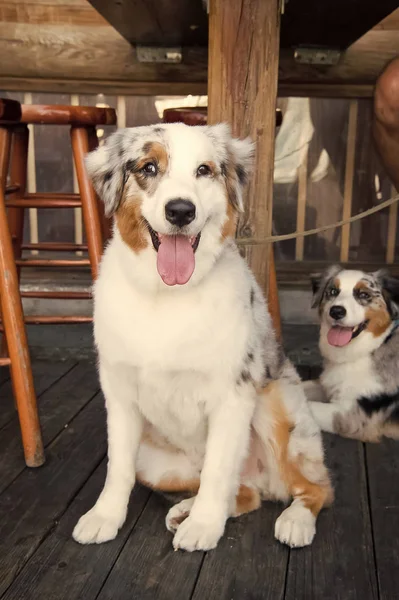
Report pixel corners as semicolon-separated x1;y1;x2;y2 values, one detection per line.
237;193;399;246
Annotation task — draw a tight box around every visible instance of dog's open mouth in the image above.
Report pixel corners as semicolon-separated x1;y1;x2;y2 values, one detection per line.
327;321;369;347
146;222;201;286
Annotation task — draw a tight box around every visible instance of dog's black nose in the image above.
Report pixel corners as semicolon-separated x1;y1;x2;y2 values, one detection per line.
329;305;346;320
165;199;196;228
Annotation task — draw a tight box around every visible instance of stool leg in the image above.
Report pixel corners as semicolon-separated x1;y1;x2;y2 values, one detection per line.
1;125;28;359
88;127;112;243
70;126;103;280
8;125;28;265
0;126;44;467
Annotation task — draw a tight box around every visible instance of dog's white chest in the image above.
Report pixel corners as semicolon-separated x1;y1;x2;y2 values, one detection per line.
137;370;210;449
322;357;383;405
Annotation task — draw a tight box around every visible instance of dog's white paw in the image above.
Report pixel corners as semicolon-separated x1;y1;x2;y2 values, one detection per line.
274;503;316;548
166;498;195;533
73;507;123;544
172;514;225;552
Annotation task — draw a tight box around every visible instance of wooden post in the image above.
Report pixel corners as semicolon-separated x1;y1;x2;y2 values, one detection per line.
340;100;358;263
207;0;282;334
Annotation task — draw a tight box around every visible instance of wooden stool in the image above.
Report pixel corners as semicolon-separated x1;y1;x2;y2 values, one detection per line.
163;106;282;338
0;98;116;468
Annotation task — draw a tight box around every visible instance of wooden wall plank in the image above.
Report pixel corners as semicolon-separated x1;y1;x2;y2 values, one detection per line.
0;20;399;95
0;23;207;86
0;1;107;26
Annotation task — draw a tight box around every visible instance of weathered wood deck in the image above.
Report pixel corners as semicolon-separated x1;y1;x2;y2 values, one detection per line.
0;359;397;600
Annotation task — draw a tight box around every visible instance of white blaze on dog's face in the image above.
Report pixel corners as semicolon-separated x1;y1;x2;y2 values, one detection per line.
86;123;253;287
311;266;399;362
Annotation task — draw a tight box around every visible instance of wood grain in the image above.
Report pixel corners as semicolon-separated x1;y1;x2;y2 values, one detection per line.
0;359;75;431
1;20;399;94
207;0;281;305
340;100;358;262
2;462;151;600
0;393;106;597
191;501;289;600
0;22;207;87
0;362;99;495
285;435;378;599
366;439;399;600
97;494;204;600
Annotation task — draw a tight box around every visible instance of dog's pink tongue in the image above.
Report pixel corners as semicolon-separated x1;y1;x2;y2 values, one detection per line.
157;235;195;286
327;326;353;347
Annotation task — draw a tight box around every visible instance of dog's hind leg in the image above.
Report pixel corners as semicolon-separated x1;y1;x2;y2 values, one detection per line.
254;380;333;548
136;436;201;494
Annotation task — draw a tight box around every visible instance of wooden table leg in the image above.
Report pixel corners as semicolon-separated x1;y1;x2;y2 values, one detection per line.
207;0;282;337
70;126;103;280
0;125;44;467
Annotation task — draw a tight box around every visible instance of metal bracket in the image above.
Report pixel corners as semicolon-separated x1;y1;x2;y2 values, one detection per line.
294;47;341;66
136;46;182;64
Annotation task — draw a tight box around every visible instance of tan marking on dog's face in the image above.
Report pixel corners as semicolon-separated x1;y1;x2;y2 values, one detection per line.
353;280;392;337
365;305;391;337
115;195;148;253
130;141;169;194
263;381;332;516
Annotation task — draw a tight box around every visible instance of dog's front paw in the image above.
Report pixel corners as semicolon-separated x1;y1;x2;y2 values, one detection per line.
73;507;124;544
172;514;225;552
166;497;195;533
274;503;316;548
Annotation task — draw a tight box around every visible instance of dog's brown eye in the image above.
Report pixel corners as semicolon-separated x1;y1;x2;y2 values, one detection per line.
197;164;211;177
359;291;370;301
142;162;157;176
329;287;339;297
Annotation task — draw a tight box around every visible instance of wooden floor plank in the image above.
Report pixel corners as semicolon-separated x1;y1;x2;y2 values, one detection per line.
2;462;151;600
96;493;204;600
0;359;76;430
284;435;378;600
366;439;399;600
191;503;289;600
0;361;99;494
0;394;106;597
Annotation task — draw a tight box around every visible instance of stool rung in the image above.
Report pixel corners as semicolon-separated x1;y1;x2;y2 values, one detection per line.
21;290;92;300
0;357;11;367
16;259;90;268
7;193;81;208
0;316;92;327
22;242;88;252
5;184;20;194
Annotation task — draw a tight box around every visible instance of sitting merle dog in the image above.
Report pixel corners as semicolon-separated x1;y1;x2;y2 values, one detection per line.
304;266;399;442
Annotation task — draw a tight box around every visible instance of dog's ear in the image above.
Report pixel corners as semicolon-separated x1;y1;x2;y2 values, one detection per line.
206;123;254;212
85;132;127;216
374;269;399;316
310;264;341;308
